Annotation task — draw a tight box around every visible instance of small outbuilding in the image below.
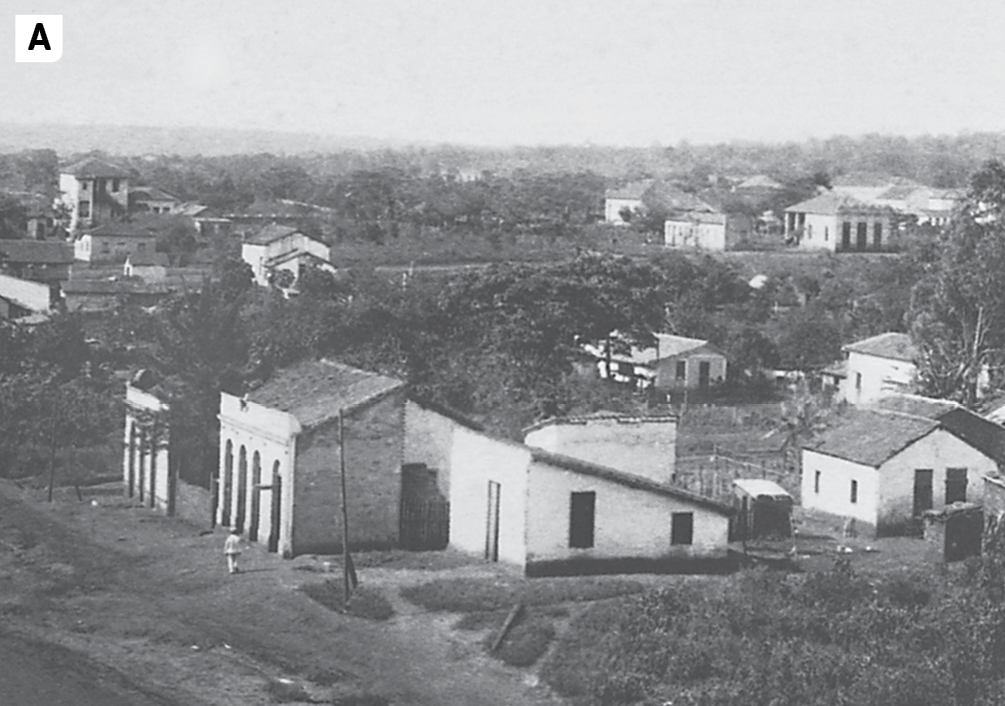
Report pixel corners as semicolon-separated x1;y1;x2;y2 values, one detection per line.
730;479;793;541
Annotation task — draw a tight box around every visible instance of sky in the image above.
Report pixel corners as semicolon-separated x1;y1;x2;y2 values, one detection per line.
2;0;1005;147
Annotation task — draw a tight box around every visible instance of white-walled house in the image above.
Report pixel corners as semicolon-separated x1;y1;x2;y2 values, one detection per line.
802;395;1005;536
604;180;653;225
586;334;728;391
241;224;332;287
123;380;172;514
448;414;731;575
59;157;130;231
840;332;917;405
784;192;897;252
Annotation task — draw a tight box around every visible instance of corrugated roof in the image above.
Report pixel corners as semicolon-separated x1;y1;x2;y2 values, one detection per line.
843;332;917;362
247;359;405;430
0;240;74;264
62;157;130;179
529;447;732;515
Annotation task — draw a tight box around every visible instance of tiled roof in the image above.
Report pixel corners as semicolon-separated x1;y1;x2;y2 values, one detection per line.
872;394;958;419
226;199;334;219
843;332;917;362
666;211;726;225
523;411;678;435
806;409;938;467
876;184;924;201
83;221;163;238
585;333;723;367
62;157;130;179
61;280;171;295
784;191;889;215
126;251;170;267
529;448;732;515
243;224;302;246
0;240;74;264
131;186;178;202
247;359;405;429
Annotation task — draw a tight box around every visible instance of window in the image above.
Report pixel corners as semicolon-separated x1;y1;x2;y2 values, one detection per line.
675;361;686;380
856;222;868;250
617;362;634;378
671;512;694;545
946;468;968;504
855;373;862;392
569;492;596;549
850;480;858;504
841;222;852;249
824;226;829;242
814;470;821;494
873;222;883;249
111;179;120;192
79;200;91;218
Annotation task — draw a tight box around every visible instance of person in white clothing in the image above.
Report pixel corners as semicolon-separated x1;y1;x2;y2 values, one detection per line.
224;529;243;574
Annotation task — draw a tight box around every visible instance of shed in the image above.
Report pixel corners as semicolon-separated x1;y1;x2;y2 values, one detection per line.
731;479;793;541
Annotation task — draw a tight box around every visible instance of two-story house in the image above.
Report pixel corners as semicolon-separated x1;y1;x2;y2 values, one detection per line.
241;224;333;287
58;157;131;231
826;332;918;406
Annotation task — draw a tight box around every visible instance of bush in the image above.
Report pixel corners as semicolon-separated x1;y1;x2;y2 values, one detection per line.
400;576;645;613
300;582;394;621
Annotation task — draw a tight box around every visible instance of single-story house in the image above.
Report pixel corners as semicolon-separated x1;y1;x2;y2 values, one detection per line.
60;279;173;312
449;421;732;575
802;394;1005;536
838;332;917;405
784;192;898;252
241;224;333;287
0;272;57;319
217;359;407;557
123;251;170;282
0;240;74;283
129;186;180;215
74;221;160;263
586;333;728;391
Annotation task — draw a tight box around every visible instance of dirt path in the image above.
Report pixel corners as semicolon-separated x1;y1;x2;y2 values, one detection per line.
0;480;565;705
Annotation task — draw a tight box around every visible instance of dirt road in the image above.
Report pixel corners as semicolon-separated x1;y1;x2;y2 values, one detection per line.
0;480;563;705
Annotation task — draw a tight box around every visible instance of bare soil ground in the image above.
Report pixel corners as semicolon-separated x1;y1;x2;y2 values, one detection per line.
0;479;568;706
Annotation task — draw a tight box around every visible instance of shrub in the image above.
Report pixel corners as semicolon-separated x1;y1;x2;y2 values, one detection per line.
401;576;645;613
489;612;556;667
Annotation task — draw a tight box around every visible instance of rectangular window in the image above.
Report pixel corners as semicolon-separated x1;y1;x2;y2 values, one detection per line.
671;512;694;545
569;492;596;549
873;222;883;249
946;468;968;504
675;360;686;380
850;480;858;504
79;201;91;218
914;469;933;516
841;222;852;249
856;222;868;250
855;372;862;391
824;226;829;241
814;470;821;494
617;362;634;377
111;179;120;192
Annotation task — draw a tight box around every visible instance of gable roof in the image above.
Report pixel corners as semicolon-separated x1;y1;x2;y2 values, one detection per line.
244;224;306;246
784;191;893;215
523;411;678;435
806;409;939;467
808;395;1005;468
0;240;74;265
247;359;405;430
585;333;724;367
265;249;333;268
62;157;130;179
131;186;179;202
843;332;917;362
736;175;784;190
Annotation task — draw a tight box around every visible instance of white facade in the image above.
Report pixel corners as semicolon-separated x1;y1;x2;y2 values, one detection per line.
605;197;644;225
123;385;172;513
59;171;130;232
664;217;727;250
802;428;997;534
218;392;299;557
242;231;332;287
842;350;917;405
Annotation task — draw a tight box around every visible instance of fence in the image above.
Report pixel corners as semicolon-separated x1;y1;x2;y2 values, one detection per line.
674;451;798;504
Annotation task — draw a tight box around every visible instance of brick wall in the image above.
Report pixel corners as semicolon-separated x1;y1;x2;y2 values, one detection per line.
292;390;406;555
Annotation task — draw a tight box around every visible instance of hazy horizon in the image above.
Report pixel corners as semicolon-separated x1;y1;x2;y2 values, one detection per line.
4;0;1005;149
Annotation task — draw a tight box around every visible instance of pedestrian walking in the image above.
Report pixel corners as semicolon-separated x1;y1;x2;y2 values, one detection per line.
224;529;243;574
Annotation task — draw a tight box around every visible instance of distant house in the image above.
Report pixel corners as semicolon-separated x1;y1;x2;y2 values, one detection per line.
224;199;336;229
59;157;131;231
123;251;170;282
784;192;898;252
176;203;231;242
2;191;58;240
664;211;753;251
0;272;58;320
130;186;180;215
837;332;918;406
802;395;1005;536
586;334;728;391
604;180;716;226
604;180;653;225
74;221;160;263
241;224;333;287
0;240;74;283
449;413;731;575
733;175;784;201
60;279;172;312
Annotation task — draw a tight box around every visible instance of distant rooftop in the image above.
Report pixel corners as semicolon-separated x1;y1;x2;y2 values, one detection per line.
843;332;917;362
0;240;74;265
785;191;893;215
62;157;130;179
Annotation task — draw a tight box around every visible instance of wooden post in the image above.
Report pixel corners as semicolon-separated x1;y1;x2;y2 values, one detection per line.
338;409;354;605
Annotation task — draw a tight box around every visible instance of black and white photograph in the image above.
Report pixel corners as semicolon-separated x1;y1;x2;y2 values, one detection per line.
3;1;1005;704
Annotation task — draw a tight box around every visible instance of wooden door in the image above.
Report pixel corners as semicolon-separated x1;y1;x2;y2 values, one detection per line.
699;361;711;388
268;466;282;553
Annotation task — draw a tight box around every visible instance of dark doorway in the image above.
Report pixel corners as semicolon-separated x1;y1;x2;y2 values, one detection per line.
236;445;247;533
946;468;968;504
127;423;137;497
268;463;282;553
873;222;883;250
249;451;262;542
569;492;596;549
399;463;450;551
841;222;852;250
914;469;933;517
672;512;694;545
698;361;711;388
486;481;501;562
856;222;868;250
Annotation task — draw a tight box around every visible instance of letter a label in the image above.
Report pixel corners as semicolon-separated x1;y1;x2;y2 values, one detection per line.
15;15;63;62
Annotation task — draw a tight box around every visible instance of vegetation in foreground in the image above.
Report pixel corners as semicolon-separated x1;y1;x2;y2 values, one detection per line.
541;545;1005;706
